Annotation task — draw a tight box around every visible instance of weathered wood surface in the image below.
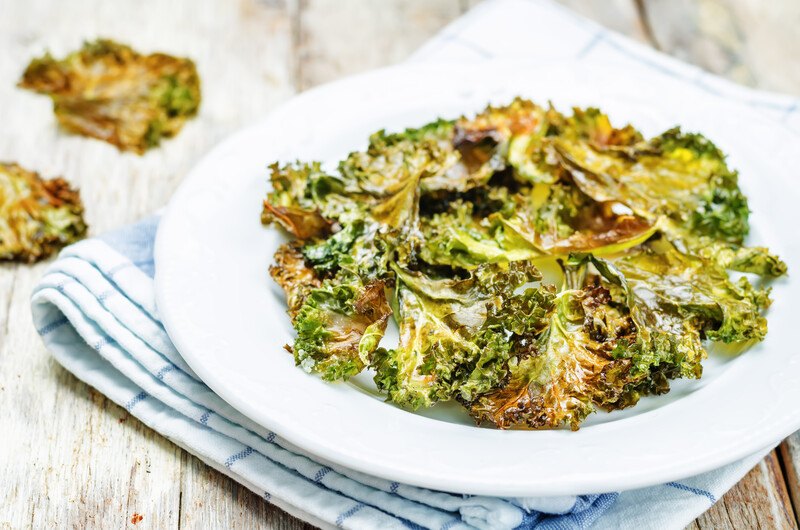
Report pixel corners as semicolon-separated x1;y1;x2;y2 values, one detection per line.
0;0;797;529
686;452;797;530
641;0;800;93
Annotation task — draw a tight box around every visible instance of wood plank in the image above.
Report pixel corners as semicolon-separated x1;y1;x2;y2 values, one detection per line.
556;0;649;43
0;264;183;529
780;435;800;525
0;0;297;527
296;0;463;89
688;450;796;529
641;0;800;93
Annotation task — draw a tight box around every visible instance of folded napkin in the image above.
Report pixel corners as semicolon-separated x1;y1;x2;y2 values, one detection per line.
30;217;771;530
32;1;797;529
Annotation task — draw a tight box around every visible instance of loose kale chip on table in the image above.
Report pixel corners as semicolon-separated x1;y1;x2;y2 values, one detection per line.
262;98;787;430
0;162;87;263
19;39;201;153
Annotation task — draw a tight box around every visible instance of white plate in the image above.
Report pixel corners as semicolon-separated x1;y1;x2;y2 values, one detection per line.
155;62;800;497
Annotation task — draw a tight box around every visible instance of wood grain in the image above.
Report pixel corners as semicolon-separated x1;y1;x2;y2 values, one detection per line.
687;451;797;529
0;269;184;529
0;0;300;527
557;0;649;43
641;0;800;94
0;0;798;529
296;0;463;89
781;435;800;526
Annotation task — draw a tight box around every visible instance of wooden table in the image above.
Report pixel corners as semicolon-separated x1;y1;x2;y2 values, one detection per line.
1;1;798;528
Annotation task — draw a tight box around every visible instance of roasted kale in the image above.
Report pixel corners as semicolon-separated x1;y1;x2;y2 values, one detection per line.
372;261;549;409
0;162;87;262
19;39;200;153
262;99;786;430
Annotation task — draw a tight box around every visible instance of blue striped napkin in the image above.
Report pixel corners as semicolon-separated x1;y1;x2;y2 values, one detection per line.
33;0;797;528
30;217;770;529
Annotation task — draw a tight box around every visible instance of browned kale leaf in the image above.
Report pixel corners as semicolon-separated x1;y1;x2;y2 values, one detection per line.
270;242;322;318
20;39;201;153
0;162;87;262
291;273;393;380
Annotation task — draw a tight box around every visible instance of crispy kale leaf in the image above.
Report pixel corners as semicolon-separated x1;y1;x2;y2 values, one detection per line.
263;98;786;430
0;162;87;262
271;243;392;379
301;220;393;281
19;39;200;153
607;240;772;343
458;98;559;185
497;182;657;256
455;97;549;144
372;261;551;409
420;200;541;269
698;241;787;277
469;284;632;430
270;242;322;318
262;162;333;240
556;126;749;245
467;250;712;430
557;107;643;150
292;273;392;380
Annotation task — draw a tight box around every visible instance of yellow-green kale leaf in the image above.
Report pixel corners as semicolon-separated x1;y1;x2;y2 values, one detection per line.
261;162;333;240
372;261;550;409
291;271;392;381
468;253;708;430
556;127;749;245
468;285;632;430
0;162;87;263
420;200;541;269
20;39;200;153
606;239;772;343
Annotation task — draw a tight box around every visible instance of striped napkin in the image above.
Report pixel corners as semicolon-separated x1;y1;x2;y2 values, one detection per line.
33;0;798;528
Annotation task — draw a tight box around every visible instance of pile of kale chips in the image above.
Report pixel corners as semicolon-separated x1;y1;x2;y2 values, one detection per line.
262;98;786;430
